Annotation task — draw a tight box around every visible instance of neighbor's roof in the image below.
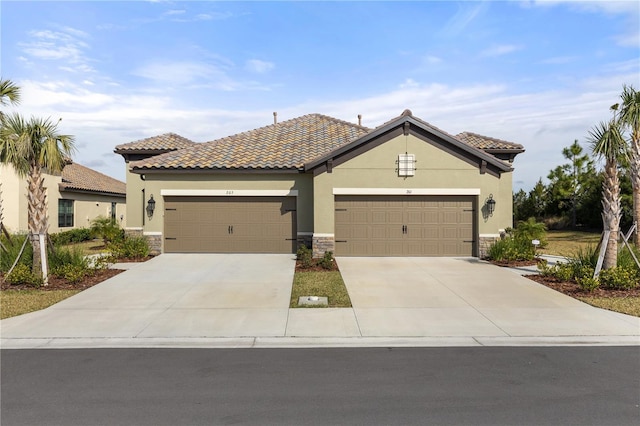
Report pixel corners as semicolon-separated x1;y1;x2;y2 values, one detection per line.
60;162;126;196
114;132;196;153
455;132;524;152
130;114;371;171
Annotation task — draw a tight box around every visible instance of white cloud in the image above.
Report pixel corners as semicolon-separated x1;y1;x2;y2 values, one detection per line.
245;59;275;74
480;44;523;58
19;27;94;73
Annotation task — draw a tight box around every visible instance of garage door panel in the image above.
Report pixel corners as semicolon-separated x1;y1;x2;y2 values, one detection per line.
164;196;295;253
335;195;475;257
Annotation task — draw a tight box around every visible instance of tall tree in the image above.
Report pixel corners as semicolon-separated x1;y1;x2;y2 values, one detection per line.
619;84;640;246
0;113;75;283
588;115;626;270
546;140;595;228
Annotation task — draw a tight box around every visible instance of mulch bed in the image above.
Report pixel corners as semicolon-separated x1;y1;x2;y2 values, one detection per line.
1;268;124;291
295;260;340;272
526;274;640;298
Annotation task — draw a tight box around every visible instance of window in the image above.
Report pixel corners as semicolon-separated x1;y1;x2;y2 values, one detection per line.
111;202;117;222
58;199;74;228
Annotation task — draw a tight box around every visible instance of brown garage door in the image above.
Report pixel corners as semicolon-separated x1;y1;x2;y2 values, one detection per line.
164;196;296;253
335;195;475;256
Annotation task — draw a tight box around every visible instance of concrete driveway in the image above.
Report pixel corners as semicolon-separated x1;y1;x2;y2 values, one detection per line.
1;254;296;341
1;255;638;348
337;257;640;339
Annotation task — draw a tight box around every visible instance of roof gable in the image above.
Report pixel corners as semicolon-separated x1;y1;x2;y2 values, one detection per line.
305;110;516;177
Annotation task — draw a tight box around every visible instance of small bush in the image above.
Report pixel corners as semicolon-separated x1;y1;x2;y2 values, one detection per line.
5;263;43;287
599;267;639;290
90;216;123;245
577;275;600;292
49;245;89;271
50;228;92;245
515;218;547;248
108;235;149;260
53;263;90;284
319;251;334;270
296;245;313;269
487;237;535;261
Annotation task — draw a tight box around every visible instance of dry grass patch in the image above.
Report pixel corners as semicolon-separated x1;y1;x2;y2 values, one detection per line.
290;271;352;308
576;296;640;317
0;289;80;319
540;230;601;256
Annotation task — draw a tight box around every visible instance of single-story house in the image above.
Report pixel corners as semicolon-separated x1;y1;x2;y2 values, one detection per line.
1;160;126;234
115;110;524;257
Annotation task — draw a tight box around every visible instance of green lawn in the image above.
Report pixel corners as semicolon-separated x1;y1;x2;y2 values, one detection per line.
0;289;80;319
290;271;352;308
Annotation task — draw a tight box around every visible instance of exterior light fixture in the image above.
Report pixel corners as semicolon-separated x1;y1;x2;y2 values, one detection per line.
486;194;496;216
146;194;156;219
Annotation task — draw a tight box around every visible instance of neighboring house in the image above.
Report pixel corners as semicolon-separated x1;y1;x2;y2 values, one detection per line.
0;161;126;234
115;110;524;257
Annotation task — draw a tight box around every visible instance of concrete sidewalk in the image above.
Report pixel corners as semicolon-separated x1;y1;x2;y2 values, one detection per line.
1;255;638;349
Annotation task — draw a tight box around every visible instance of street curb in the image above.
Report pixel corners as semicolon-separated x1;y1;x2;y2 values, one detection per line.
2;335;638;350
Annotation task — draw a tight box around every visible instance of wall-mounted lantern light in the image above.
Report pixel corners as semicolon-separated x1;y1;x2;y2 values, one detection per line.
146;194;156;219
486;194;496;216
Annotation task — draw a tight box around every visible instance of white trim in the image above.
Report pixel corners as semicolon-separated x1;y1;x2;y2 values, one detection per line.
160;189;298;197
143;232;163;236
332;188;481;196
297;232;313;236
313;233;335;238
479;234;501;238
125;227;143;231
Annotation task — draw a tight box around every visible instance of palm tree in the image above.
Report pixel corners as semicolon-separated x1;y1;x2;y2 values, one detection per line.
587;116;626;269
619;85;640;246
0;113;75;283
0;78;21;108
0;78;21;227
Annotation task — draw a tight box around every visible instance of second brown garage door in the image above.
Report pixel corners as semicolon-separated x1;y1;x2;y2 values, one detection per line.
335;195;475;256
164;196;296;253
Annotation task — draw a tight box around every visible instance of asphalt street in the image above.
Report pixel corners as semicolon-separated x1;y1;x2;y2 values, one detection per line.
2;347;639;425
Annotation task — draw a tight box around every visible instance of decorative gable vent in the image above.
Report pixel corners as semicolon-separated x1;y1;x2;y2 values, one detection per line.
397;154;415;176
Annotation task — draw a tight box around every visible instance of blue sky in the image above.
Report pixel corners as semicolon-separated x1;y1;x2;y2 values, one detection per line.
1;0;638;191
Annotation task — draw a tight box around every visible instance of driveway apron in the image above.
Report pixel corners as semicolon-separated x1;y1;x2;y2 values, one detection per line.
337;257;640;338
1;254;296;339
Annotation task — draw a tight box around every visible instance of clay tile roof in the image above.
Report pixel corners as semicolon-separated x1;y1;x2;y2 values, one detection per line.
456;132;524;151
59;162;126;196
114;133;196;153
132;114;370;171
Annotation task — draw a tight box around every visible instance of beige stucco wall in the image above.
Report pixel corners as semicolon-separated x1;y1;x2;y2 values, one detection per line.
0;164;126;234
129;172;313;238
313;134;513;236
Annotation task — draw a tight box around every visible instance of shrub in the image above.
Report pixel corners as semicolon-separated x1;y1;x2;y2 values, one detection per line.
577;275;600;292
50;228;92;245
515;217;547;248
487;237;535;261
108;235;149;260
599;267;639;290
53;263;90;284
90;216;123;245
5;263;43;287
319;251;334;270
49;245;89;271
296;245;313;269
